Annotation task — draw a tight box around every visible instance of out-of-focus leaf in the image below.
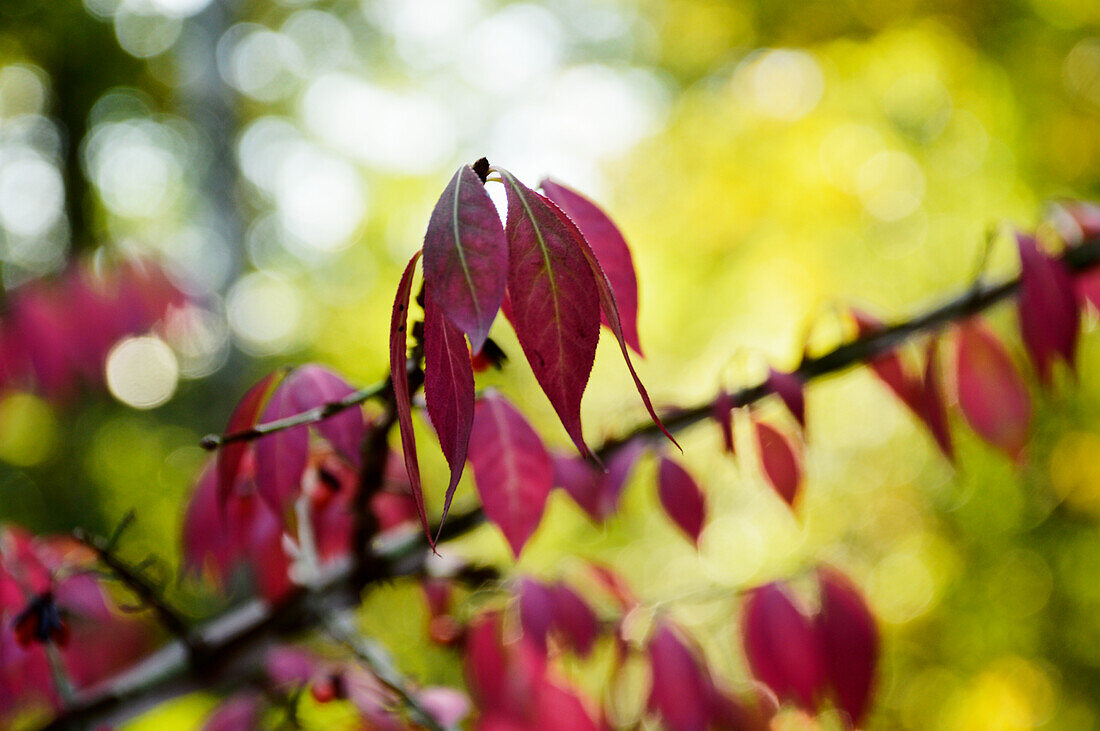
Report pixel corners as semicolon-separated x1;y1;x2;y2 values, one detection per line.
917;339;953;460
711;389;736;454
283;364;364;468
253;374;311;514
1016;232;1079;384
468;393;553;557
657;456;707;545
754;419;802;506
741;582;826;711
554;439;647;521
766;368;805;428
817;567;878;726
549;583;598;657
953;319;1031;460
647;622;715;731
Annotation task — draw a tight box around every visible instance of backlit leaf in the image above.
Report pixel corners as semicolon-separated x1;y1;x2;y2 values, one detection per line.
817;567;878;726
954;319;1031;460
217;370;284;507
741;582;826;711
657;456;707;546
1016;232;1079;384
754;419;802;506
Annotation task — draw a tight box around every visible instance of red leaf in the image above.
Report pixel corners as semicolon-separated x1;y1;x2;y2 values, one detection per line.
284;365;365;468
953;319;1031;460
741;582;826;711
465;611;545;720
647;623;714;731
424;296;475;538
1016;232;1079;384
553;439;646;521
540;178;643;356
423;165;508;353
711;389;736;454
754;419;802;506
817;567;879;726
389;251;433;548
468;393;553;557
657;456;707;546
549;583;598;657
217;370;284;506
766;368;805;428
916;339;953;460
550;192;681;452
586;563;638;612
254;373;311;514
850;309;922;413
497;169;600;458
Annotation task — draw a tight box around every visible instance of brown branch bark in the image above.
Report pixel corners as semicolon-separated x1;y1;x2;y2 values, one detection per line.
45;236;1100;729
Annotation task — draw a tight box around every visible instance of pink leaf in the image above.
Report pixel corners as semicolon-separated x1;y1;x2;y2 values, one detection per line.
498;169;600;458
424;296;475;538
1016;232;1079;384
711;389;736;454
283;365;364;468
916;339;953;460
390;251;433;547
417;687;472;728
468;393;553;557
647;623;714;731
549;583;598;657
766;368;805;428
586;563;638;612
217;371;284;507
953;319;1032;460
553;439;646;521
423;165;508;353
540;178;643;355
741;582;826;712
254;374;311;514
754;419;802;506
817;567;879;726
657;456;707;546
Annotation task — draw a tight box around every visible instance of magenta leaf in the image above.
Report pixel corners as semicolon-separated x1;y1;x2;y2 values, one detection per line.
202;694;263;731
216;370;284;506
518;578;556;655
711;389;736;454
1016;232;1079;384
465;611;545;720
916;339;953;460
423;165;508;353
389;251;433;547
540;178;643;356
657;456;707;546
497;169;601;458
547;190;681;451
253;373;311;514
549;583;598;657
468;392;554;557
647;622;715;731
553;439;646;521
817;567;879;726
423;296;476;538
284;364;365;468
741;582;826;712
954;319;1032;460
754;419;802;506
765;368;806;428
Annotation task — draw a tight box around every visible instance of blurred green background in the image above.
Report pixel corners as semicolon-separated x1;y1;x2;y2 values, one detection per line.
3;0;1100;728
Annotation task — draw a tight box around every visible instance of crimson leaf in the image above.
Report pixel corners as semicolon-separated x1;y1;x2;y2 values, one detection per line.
540;178;643;355
423;165;508;354
423;296;475;539
389;251;432;548
657;456;707;546
217;370;284;507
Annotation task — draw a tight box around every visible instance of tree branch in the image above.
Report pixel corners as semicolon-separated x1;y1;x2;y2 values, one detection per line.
45;236;1100;729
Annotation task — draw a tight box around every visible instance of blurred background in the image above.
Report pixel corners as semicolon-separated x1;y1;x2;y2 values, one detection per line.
3;0;1100;727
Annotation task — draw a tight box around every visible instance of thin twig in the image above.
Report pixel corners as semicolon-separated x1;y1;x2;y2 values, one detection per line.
199;378;389;450
72;526;195;646
323;612;446;731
